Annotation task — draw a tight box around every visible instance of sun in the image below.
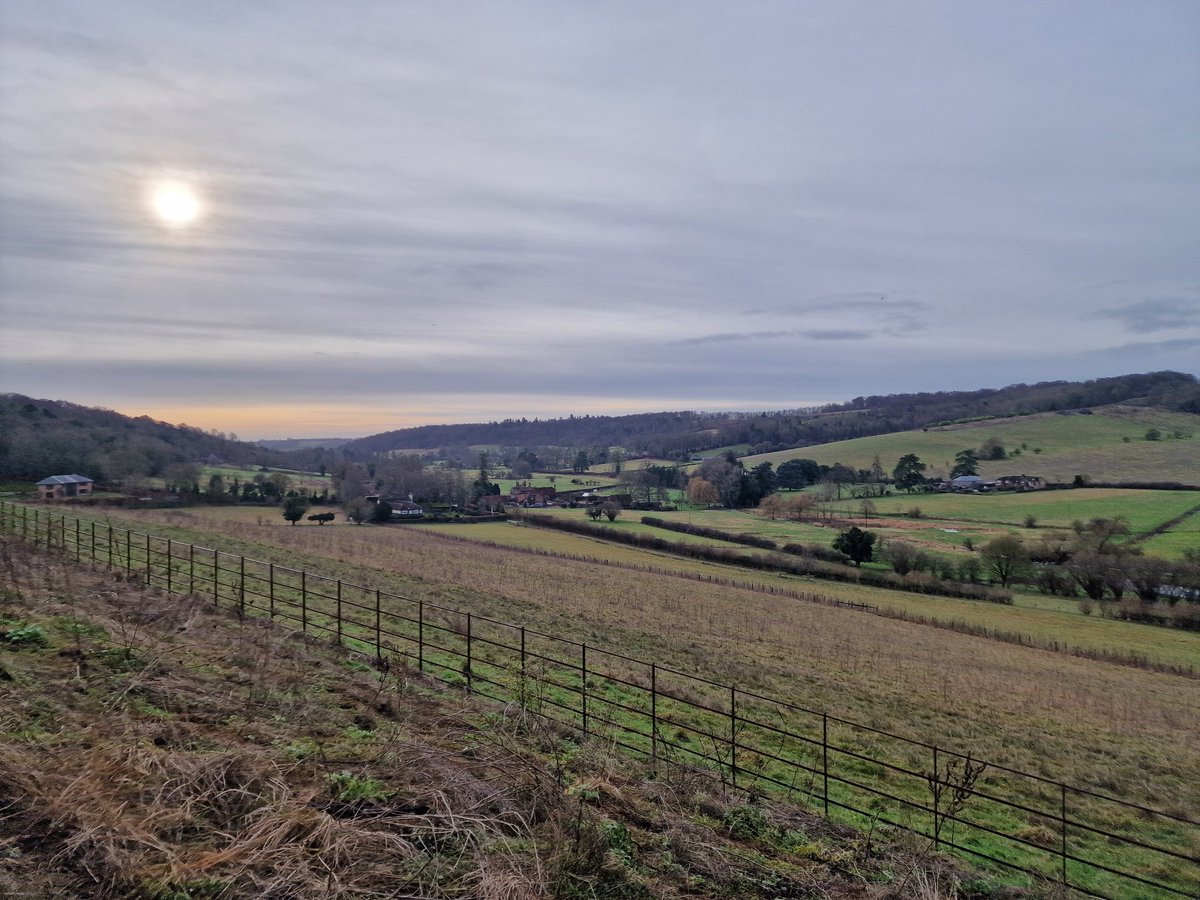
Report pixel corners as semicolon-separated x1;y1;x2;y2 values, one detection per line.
149;180;204;228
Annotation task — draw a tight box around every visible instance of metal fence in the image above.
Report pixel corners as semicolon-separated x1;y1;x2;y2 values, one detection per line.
2;501;1197;900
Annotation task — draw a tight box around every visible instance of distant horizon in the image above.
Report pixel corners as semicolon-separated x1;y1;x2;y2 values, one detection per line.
12;366;1192;443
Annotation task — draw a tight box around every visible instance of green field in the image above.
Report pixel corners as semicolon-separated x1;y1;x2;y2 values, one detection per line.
200;464;332;494
741;405;1200;484
826;487;1200;534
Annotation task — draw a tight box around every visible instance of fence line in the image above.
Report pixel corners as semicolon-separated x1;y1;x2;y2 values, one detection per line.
1;501;1196;900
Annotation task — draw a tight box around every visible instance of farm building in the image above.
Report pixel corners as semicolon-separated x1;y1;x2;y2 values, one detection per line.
35;474;94;500
387;500;425;518
511;485;557;506
948;475;987;491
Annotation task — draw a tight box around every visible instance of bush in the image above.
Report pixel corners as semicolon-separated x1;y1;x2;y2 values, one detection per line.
0;622;48;648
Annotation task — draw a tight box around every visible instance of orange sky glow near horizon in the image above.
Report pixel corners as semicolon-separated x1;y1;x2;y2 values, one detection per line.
123;394;836;442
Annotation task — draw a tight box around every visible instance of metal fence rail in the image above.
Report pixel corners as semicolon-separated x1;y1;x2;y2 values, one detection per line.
2;501;1197;900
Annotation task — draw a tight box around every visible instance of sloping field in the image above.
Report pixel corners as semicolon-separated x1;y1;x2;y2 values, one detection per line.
826;488;1200;534
2;543;931;899
119;505;1200;671
741;405;1200;484
8;504;1200;897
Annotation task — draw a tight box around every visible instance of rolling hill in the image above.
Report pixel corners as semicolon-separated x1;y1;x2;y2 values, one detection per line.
740;404;1200;485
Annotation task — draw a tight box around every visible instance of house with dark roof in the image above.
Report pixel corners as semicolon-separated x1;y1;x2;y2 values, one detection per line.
387;500;425;518
36;474;94;500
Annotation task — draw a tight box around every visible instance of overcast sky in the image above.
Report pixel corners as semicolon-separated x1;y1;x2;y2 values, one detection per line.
2;2;1198;439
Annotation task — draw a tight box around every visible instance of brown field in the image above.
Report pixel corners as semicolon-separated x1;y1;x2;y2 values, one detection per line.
76;505;1200;828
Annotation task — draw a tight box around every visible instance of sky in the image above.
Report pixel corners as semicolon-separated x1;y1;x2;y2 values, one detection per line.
1;2;1198;439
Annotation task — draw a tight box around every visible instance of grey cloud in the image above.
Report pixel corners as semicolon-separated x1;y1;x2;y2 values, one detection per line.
1097;298;1200;334
674;328;873;346
2;2;1198;436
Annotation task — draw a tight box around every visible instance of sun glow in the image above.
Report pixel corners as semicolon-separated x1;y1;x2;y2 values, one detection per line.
149;180;204;227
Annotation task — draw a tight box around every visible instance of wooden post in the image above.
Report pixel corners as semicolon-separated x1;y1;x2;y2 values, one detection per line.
822;713;829;817
301;571;308;633
730;685;738;790
336;579;343;645
581;643;589;737
418;600;424;672
933;746;940;848
1060;783;1068;887
465;613;472;693
519;626;527;707
650;663;658;773
374;589;382;661
269;563;275;618
166;539;173;593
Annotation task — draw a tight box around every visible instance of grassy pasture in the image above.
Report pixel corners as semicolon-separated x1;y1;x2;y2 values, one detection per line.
24;504;1200;895
827;488;1200;535
741;405;1200;484
1140;508;1200;560
200;464;332;494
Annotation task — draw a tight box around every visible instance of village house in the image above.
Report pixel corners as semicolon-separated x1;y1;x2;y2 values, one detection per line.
510;485;558;506
35;474;95;500
386;500;425;518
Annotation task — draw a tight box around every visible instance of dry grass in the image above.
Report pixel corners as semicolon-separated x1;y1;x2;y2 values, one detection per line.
0;539;994;899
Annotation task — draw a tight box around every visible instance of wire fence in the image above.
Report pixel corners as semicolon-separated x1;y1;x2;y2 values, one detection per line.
2;501;1197;900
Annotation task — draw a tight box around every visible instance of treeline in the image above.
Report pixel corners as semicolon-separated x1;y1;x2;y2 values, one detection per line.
0;395;289;485
523;513;1013;604
341;371;1198;461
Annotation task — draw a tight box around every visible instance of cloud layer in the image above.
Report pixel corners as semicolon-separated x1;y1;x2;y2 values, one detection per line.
2;2;1198;437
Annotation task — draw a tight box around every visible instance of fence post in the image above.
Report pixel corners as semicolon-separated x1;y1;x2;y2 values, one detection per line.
932;746;940;848
822;712;829;817
108;524;113;569
212;549;219;606
189;544;195;594
301;571;308;633
125;528;131;575
145;533;151;585
650;663;658;773
269;563;275;619
1060;783;1068;887
332;579;341;645
581;643;588;738
374;590;382;661
239;555;245;614
418;600;424;673
75;518;81;561
166;539;173;594
518;628;528;710
90;521;96;563
465;612;473;693
730;685;738;790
